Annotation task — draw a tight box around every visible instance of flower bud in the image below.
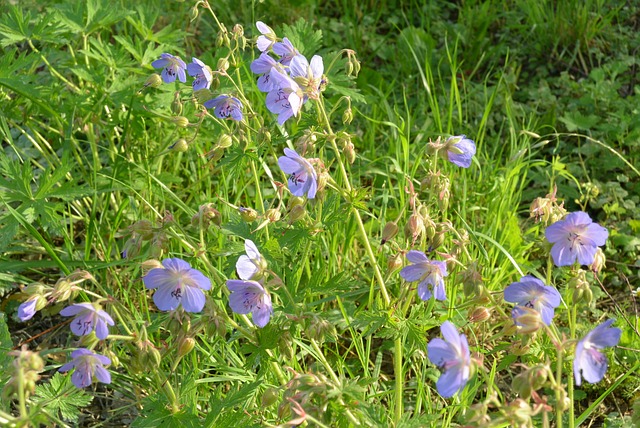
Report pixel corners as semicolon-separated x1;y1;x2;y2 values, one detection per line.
171;116;190;128
512;306;543;334
512;370;533;400
590;248;606;273
507;399;532;425
387;253;403;274
207;147;224;162
143;73;163;89
130;219;154;240
177;337;196;359
262;387;279;407
278;331;294;360
288;205;306;224
217;134;233;149
468;307;491;323
239;207;258;222
141;259;164;271
404;213;425;242
344;141;356;164
192;203;222;228
342;107;353;125
381;221;399;245
287;196;305;211
265;208;281;223
461;263;484;297
217;58;230;72
194;88;213;104
171;92;183;115
79;331;99;348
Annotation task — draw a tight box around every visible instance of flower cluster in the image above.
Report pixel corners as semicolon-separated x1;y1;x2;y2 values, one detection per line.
251;22;326;125
150;53;243;121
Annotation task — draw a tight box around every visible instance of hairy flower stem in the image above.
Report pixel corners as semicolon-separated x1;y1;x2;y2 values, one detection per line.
394;336;403;424
555;348;564;428
315;98;391;308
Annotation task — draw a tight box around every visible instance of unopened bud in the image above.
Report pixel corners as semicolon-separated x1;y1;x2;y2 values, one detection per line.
344;141;356;164
217;134;233;149
141;259;164;271
381;221;399;245
177;337;196;358
288;205;306;223
387;253;403;274
194;88;213;104
171;116;189;128
265;208;281;223
508;399;532;425
171;93;183;115
79;332;99;348
405;213;425;242
342;108;353;125
217;58;230;72
468;307;491;323
239;207;258;222
170;139;188;152
144;73;163;89
287;196;305;210
461;263;483;297
590;248;606;273
262;387;279;407
207;147;224;162
130;219;154;240
429;231;445;251
512;306;542;334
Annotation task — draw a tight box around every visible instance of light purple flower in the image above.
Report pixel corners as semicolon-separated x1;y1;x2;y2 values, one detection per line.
427;321;471;398
256;21;276;52
250;52;281;92
236;240;267;280
545;212;608;267
278;148;318;199
445;135;476;168
143;258;211;313
266;68;304;125
58;348;111;389
203;95;244;121
399;250;448;301
151;53;187;84
226;279;273;328
574;319;621;386
18;297;39;321
289;54;324;99
60;303;115;340
273;37;299;65
186;57;212;90
504;275;561;326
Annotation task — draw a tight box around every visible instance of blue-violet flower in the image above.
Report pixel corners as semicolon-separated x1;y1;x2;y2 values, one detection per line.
58;348;111;389
256;21;276;52
427;321;471;398
151;53;187;84
143;258;211;313
574;319;621;386
187;57;213;90
60;302;115;340
545;211;608;267
278;148;318;199
236;239;267;280
203;95;244;121
504;275;561;326
226;279;273;328
445;135;476;168
399;250;448;301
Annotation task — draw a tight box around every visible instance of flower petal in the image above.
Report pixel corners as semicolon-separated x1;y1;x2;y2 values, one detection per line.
179;285;206;313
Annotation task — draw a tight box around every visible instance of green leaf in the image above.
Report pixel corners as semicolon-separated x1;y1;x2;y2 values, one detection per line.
282;18;323;57
32;373;93;423
0;312;13;374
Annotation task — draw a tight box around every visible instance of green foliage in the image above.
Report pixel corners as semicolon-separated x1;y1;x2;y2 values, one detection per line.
32;373;93;424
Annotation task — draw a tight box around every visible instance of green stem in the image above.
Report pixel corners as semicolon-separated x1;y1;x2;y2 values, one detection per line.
393;336;403;425
28;40;81;94
555;347;564;428
315;98;391;308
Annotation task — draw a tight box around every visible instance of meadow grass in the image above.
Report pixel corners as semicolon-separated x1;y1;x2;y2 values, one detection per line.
1;0;639;427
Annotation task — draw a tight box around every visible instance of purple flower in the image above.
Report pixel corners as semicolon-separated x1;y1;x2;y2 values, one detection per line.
250;52;281;92
574;319;621;386
399;250;448;301
445;135;476;168
427;321;471;398
60;303;115;340
151;53;187;84
203;95;244;121
256;21;276;52
236;240;267;280
266;68;304;125
545;212;608;267
273;38;299;65
504;275;561;326
186;57;212;90
226;279;273;328
18;297;39;321
58;348;111;389
143;258;211;313
278;148;318;199
289;54;324;99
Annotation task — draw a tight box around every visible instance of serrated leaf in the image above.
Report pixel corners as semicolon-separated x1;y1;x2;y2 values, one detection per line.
32;373;93;423
282;19;323;57
0;312;13;374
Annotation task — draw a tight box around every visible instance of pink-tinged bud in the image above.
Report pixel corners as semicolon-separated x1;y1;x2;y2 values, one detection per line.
387;253;403;274
171;116;189;128
344;141;356;164
405;213;425;242
590;248;606;273
144;73;163;89
232;24;244;37
265;208;281;223
468;307;491;323
239;207;258;222
192;203;222;228
381;221;399;245
513;307;543;334
177;337;196;358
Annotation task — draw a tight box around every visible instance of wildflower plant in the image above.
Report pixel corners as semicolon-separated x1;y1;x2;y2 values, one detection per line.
2;2;636;428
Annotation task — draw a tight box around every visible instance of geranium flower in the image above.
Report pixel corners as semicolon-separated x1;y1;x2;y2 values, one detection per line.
273;37;299;65
187;57;213;90
574;319;621;386
18;297;40;321
444;135;476;168
60;303;115;340
427;321;471;398
58;348;111;389
226;279;273;328
399;250;448;301
151;53;187;84
203;95;244;121
278;148;318;199
236;239;267;280
289;54;324;99
250;52;281;92
266;68;304;125
143;258;211;313
504;275;561;326
545;212;608;267
256;21;277;52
